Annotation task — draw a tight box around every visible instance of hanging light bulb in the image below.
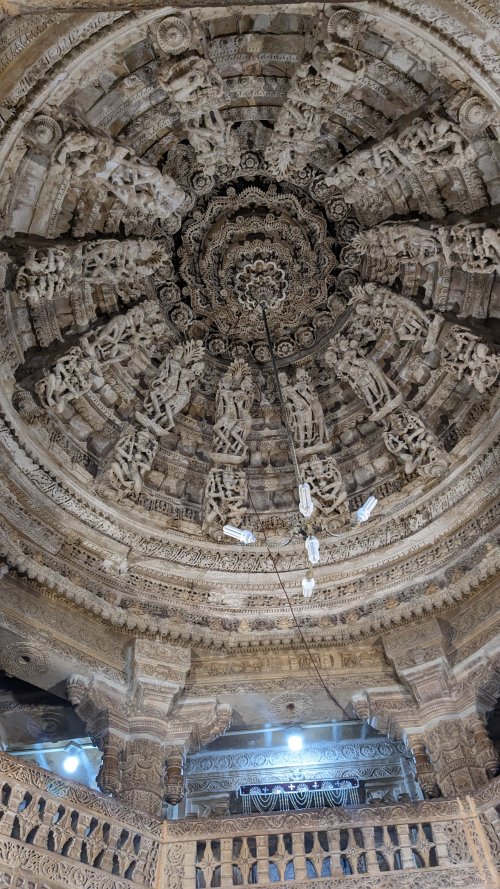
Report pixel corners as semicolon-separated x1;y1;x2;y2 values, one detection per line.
223;525;256;544
302;571;315;598
355;495;378;523
305;534;320;565
298;482;314;518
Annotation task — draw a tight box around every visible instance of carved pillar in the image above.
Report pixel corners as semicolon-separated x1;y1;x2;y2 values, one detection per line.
68;641;232;818
465;713;498;778
423;718;487;795
165;745;187;805
67;674;126;796
119;737;168;816
406;735;439;798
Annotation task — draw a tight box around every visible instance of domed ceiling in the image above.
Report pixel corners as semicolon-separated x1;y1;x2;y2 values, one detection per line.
0;3;499;650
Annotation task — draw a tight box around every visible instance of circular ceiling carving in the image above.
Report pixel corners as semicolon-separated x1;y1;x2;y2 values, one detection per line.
0;4;498;650
173;182;338;362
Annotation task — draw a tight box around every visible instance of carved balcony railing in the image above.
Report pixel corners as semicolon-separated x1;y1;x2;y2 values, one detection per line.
0;751;160;889
164;780;500;889
0;751;499;889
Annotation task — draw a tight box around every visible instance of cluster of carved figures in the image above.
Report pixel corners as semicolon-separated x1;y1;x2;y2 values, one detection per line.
13;247;498;535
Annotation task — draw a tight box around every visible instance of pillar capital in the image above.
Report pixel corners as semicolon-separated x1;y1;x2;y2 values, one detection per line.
67;670;232;817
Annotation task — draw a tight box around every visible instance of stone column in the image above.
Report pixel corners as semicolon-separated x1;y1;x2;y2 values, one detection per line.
423;718;488;796
67;674;126;796
165;745;186;806
406;735;439;798
68;641;232;818
465;713;498;778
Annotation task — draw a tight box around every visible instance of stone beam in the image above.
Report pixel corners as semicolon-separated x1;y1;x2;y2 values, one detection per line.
0;0;366;11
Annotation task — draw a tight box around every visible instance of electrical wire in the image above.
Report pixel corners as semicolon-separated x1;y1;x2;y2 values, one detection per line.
246;485;352;721
252;302;415;766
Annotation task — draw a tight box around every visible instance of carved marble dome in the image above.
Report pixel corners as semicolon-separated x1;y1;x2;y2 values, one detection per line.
0;3;499;654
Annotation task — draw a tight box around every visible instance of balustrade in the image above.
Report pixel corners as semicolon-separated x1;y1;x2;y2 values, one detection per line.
0;753;498;888
165;783;500;888
0;752;160;889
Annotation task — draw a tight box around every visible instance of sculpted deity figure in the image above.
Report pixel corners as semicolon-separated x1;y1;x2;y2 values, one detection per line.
158;55;223;114
303;456;348;523
325;335;403;421
136;340;205;434
327;114;475;195
109;427;158;498
326;143;398;193
185;110;240;175
54;130;99;174
35;346;103;413
437;223;500;274
83;301;167;366
265;99;322;178
443;328;500;394
202;467;248;538
16;247;76;304
212;359;254;459
82;239;171;286
350;225;442;266
396;116;475;171
279;368;327;450
53;129;185;223
96;154;185;219
348;283;443;353
382;407;450;478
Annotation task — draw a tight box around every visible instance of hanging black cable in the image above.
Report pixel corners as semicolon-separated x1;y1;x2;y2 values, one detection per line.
247;485;352;721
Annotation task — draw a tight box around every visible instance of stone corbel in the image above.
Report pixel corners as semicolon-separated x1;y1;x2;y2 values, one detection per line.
129;638;192;715
382;619;452;707
350;689;412;740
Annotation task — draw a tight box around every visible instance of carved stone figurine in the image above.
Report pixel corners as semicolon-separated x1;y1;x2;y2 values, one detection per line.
202;467;248;538
16;247;75;304
158;54;223;114
279;367;327;450
16;239;171;309
348;283;443;353
35;346;104;413
325;336;402;421
382;407;450;478
136;340;205;434
443;328;500;393
302;456;348;522
109;427;159;498
53;129;185;223
185;110;240;176
83;300;168;366
212;359;254;460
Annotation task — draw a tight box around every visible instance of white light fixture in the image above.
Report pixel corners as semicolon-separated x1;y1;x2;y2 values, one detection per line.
355;495;378;523
298;482;314;518
287;734;303;752
302;572;315;598
223;525;256;544
63;754;79;774
305;534;320;565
